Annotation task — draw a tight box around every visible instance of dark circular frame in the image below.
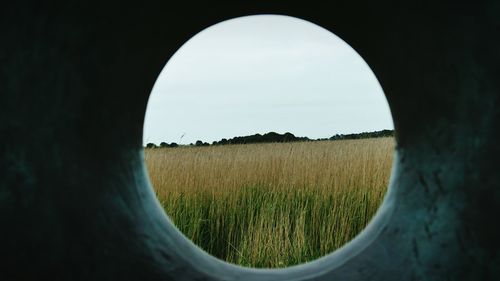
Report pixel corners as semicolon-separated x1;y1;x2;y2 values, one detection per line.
1;1;499;281
143;12;398;277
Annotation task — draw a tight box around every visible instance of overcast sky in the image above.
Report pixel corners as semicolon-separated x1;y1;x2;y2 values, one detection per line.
143;15;393;145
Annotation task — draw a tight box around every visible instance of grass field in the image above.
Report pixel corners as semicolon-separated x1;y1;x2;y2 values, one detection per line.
145;137;394;268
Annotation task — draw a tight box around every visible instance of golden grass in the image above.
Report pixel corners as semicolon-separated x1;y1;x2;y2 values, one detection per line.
145;137;394;268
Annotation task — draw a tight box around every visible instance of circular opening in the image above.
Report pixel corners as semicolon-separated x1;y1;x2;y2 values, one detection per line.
143;15;394;268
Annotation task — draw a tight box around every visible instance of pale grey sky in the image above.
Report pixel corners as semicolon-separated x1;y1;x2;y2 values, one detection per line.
143;15;393;145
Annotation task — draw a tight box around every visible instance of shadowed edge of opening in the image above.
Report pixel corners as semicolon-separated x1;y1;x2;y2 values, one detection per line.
139;14;398;280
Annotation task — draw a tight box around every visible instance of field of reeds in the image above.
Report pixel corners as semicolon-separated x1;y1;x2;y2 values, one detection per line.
145;137;394;268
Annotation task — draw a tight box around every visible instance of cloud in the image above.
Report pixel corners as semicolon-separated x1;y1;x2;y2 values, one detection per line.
144;15;393;145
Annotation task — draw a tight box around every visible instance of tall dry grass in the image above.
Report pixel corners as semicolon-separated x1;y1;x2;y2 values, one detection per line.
145;137;394;268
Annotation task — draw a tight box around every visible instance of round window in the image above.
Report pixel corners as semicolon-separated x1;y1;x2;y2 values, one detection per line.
143;15;394;268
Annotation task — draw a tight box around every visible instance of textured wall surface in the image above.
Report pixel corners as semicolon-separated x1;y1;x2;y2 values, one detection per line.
1;1;499;280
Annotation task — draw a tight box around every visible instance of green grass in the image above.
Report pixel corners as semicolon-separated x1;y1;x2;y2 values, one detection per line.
145;138;393;268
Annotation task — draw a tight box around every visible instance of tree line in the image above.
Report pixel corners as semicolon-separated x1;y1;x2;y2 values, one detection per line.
145;129;394;148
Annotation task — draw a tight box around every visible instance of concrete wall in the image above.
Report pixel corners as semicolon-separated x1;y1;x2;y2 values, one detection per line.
0;1;499;280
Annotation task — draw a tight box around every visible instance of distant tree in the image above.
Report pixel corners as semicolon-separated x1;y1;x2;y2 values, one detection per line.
160;142;169;148
188;129;393;148
212;132;310;145
283;132;294;141
169;142;179;148
146;143;157;148
329;129;394;141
